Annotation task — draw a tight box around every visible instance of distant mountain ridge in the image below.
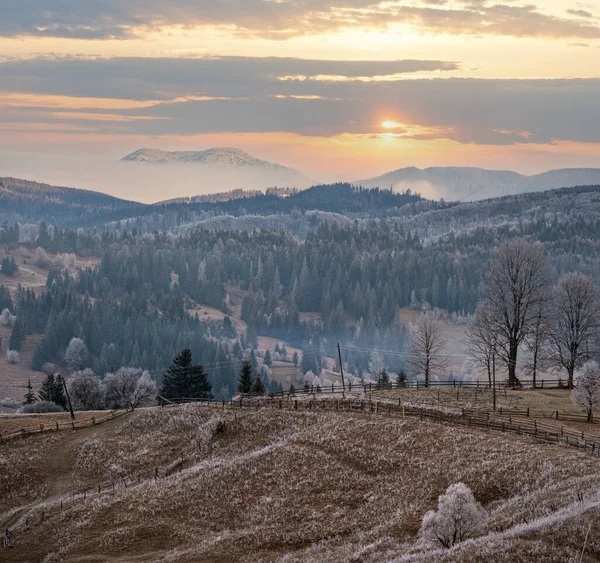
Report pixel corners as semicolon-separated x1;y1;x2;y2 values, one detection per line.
121;147;314;189
355;166;600;201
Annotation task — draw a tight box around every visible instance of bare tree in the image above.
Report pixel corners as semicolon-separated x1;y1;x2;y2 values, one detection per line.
523;300;552;388
571;361;600;422
420;483;488;548
479;239;552;386
467;303;500;388
406;311;448;387
549;273;600;388
105;368;157;410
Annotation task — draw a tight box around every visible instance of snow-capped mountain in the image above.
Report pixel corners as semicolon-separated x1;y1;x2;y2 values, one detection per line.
121;147;314;190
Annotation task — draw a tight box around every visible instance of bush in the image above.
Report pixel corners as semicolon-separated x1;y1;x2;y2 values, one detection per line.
20;401;64;413
420;483;488;548
6;349;19;364
33;247;52;269
0;308;15;327
1;397;17;408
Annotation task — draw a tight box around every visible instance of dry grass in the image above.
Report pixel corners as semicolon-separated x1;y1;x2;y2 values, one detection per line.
2;405;600;562
0;411;108;436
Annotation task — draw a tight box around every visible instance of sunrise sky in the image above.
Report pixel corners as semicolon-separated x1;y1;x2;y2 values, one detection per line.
1;0;600;192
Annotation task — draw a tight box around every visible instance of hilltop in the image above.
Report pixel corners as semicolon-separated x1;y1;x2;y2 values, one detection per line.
2;403;600;562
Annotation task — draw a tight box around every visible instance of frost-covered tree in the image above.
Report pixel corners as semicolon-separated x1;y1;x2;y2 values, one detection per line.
6;349;19;364
467;303;500;387
420;483;488;548
406;312;448;387
67;369;106;411
64;337;89;371
479;239;552;386
368;350;385;382
105;368;157;410
549;273;600;388
0;308;14;327
571;361;600;422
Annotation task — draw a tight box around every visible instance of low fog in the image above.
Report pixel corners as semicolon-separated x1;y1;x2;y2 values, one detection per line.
0;152;315;204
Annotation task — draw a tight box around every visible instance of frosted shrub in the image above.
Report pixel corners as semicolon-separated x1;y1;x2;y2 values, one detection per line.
20;401;64;413
104;368;157;410
1;397;17;408
571;361;600;422
68;369;106;411
0;308;15;327
420;483;488;548
33;247;52;268
42;362;56;375
6;349;20;364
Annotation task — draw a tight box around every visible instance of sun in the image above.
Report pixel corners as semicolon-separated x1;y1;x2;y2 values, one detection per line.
381;120;403;129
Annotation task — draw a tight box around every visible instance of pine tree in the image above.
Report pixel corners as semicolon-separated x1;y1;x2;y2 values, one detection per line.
38;373;67;408
252;374;265;395
396;370;407;388
161;348;212;400
237;360;254;394
9;317;25;352
292;352;299;367
380;368;389;385
24;379;36;404
264;349;272;367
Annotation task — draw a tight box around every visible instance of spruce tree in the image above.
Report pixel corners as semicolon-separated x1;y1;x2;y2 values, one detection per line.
380;368;389;385
252;374;265;395
9;317;25;352
264;350;272;367
237;360;254;394
161;348;212;400
38;373;67;408
396;370;407;388
24;379;36;404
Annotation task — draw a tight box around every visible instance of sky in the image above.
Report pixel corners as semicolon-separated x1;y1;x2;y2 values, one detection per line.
1;0;600;199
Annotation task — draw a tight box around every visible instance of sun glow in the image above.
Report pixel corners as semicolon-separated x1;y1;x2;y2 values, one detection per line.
381;120;403;129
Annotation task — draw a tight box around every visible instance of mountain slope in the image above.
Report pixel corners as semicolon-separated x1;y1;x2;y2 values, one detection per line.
122;147;314;189
356;166;600;201
0;177;145;226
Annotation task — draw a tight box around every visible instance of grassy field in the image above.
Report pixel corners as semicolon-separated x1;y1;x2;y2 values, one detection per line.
2;404;600;562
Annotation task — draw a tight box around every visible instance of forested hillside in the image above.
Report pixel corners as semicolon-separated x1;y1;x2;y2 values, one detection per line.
0;177;145;227
2;182;600;400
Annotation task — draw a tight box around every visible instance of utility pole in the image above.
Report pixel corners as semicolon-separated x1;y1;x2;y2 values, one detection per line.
337;343;346;398
492;352;496;412
59;374;76;420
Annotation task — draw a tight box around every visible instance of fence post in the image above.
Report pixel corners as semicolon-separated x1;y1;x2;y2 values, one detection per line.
453;379;456;388
541;379;544;389
294;400;298;410
527;407;530;417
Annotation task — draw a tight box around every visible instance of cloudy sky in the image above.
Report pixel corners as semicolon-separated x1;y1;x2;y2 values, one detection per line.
1;0;599;193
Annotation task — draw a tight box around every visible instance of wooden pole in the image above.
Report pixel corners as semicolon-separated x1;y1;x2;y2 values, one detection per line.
337;343;346;399
59;374;76;421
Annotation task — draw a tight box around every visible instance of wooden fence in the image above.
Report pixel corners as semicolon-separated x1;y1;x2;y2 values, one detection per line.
0;409;130;443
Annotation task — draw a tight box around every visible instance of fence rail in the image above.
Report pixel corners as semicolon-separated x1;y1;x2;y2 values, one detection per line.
0;410;129;443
